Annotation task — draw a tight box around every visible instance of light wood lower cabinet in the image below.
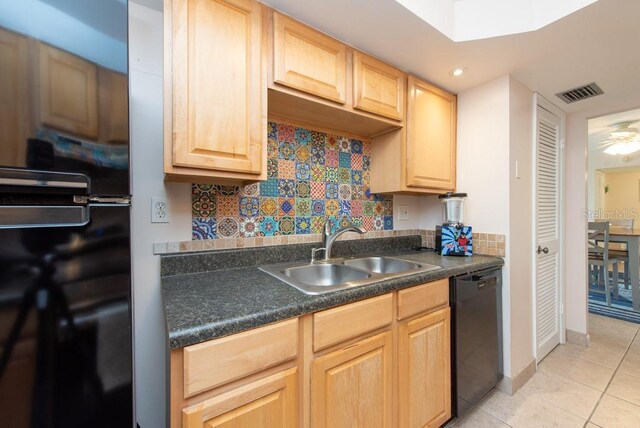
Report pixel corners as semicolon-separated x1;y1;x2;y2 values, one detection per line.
182;367;298;428
311;331;393;428
171;283;452;428
398;308;451;428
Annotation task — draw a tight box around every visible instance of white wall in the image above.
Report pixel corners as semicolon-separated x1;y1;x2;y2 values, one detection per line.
456;75;513;376
587;143;640;211
565;95;640;338
508;76;534;375
129;3;191;427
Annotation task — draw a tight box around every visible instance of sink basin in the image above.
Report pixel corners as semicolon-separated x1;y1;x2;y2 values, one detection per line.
259;255;441;295
343;256;423;274
282;263;370;286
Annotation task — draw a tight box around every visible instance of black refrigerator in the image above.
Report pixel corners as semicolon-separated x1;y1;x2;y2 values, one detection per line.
0;1;133;427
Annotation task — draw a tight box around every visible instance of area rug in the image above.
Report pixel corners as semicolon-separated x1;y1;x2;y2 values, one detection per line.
588;280;640;324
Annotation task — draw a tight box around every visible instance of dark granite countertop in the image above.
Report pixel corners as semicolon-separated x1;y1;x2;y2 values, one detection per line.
161;237;504;349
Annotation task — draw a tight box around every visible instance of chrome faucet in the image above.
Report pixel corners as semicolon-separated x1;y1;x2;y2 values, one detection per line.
316;219;366;261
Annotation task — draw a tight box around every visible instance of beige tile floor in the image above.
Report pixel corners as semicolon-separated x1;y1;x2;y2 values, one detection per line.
449;313;640;427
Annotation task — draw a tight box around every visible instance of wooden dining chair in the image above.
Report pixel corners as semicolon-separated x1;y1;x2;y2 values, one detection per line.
588;221;620;306
607;219;633;289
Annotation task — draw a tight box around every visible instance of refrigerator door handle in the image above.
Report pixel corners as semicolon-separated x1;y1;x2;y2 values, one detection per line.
0;206;90;229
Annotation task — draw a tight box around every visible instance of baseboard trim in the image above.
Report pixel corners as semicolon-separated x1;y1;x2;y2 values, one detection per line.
496;358;537;395
566;329;591;347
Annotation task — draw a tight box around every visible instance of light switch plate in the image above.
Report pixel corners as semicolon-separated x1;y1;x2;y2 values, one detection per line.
398;205;409;220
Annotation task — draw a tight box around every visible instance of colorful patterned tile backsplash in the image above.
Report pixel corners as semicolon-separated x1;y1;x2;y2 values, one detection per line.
192;122;394;240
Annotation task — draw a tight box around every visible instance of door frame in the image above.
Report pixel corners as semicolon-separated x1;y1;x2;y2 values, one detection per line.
532;93;567;363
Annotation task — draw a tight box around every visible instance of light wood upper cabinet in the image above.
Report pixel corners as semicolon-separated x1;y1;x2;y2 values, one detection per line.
165;0;266;184
371;76;456;195
98;68;128;144
0;28;29;166
272;12;347;104
311;331;393;428
406;76;457;190
38;43;98;139
398;308;451;428
182;368;298;428
353;51;405;121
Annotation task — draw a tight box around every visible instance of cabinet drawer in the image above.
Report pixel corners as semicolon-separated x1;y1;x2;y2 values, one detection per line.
313;294;393;351
183;318;298;397
397;279;449;320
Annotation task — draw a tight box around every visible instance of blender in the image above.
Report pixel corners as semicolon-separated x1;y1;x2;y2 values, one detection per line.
435;192;472;256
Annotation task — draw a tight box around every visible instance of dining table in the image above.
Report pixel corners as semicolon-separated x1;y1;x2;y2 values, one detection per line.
600;227;640;311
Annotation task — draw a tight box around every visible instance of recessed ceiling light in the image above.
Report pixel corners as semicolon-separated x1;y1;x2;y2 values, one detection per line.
451;67;466;77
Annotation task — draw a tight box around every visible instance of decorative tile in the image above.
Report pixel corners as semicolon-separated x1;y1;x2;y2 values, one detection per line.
296;181;311;198
295;216;311;234
351;140;363;154
218;195;239;217
325;149;339;167
260;197;277;216
296;198;312;216
278;197;296;216
337;136;351;152
295;127;311;144
338;184;352;200
193;217;216;240
325;166;338;183
277;124;294;142
326;183;339;199
295;162;310;180
374;216;384;231
311;181;325;199
214;185;239;196
339;151;352;168
192;122;393;240
338;167;351;184
267;158;278;178
239;197;259;217
260;179;278;197
277;179;295;198
279;216;295;235
325;199;339;216
217;217;239;238
192;192;216;217
278;141;295;160
311;164;325;182
240;183;259;197
351;153;363;170
296;145;310;162
310;145;325;165
339;200;351;216
239;217;260;237
278;160;295;179
311;200;325;217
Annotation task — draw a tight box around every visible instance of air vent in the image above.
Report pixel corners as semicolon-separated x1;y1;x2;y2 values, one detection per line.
555;83;604;104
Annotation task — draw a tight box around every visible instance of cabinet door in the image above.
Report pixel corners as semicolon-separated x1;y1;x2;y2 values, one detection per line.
171;0;264;175
182;368;297;428
38;43;98;139
98;67;128;144
0;28;29;166
406;76;456;191
353;51;404;121
311;331;392;428
273;12;347;104
398;308;451;428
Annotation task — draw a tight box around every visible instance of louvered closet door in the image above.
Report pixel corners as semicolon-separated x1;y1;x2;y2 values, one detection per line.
535;105;562;361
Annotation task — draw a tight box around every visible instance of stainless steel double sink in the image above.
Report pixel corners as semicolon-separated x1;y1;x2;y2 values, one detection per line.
259;256;441;295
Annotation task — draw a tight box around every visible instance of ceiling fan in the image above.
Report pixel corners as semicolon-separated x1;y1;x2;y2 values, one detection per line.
591;120;640;155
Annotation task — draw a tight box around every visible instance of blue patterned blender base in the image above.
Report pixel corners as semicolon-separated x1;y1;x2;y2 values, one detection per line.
439;225;472;256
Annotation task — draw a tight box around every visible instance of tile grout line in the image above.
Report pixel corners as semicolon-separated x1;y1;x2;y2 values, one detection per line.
585;325;640;425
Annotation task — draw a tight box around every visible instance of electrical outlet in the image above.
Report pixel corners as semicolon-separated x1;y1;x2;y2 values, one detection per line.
151;197;169;223
398;205;409;220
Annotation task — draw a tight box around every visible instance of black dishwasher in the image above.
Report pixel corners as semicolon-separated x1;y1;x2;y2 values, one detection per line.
451;267;503;418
